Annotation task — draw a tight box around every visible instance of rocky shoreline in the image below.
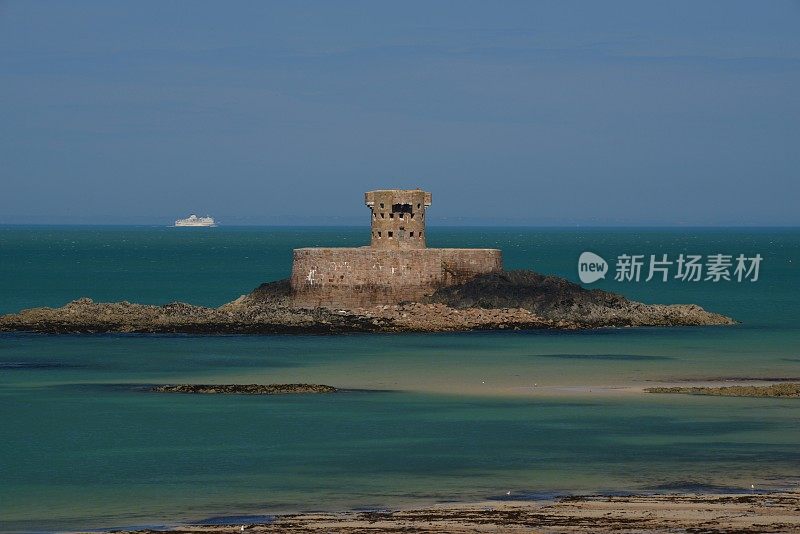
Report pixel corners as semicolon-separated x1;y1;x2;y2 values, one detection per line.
0;270;735;335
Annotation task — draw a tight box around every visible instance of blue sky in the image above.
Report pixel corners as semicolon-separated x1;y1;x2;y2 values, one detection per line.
1;1;798;225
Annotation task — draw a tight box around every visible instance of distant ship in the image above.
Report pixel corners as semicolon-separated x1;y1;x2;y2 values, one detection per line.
174;214;216;227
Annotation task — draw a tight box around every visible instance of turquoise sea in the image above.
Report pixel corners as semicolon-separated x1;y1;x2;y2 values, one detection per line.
1;226;799;531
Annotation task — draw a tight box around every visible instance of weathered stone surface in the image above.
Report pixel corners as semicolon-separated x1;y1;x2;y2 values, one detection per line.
151;384;337;395
290;247;503;308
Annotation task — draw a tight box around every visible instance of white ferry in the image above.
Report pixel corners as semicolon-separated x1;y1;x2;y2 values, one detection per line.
174;214;216;227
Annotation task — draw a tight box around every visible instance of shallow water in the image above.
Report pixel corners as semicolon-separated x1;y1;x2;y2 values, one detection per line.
1;226;798;531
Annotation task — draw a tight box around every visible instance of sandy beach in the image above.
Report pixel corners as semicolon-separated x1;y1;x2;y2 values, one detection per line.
115;492;800;533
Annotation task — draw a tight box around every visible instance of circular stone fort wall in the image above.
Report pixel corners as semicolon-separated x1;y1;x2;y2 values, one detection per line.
290;247;503;308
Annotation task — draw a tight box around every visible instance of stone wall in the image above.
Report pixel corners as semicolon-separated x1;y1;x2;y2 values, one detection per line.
290;247;503;308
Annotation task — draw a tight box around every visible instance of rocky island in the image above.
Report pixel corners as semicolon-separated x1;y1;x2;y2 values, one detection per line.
0;270;733;334
0;190;735;335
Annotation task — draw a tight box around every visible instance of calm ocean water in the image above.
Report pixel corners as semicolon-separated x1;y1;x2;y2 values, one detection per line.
1;226;799;531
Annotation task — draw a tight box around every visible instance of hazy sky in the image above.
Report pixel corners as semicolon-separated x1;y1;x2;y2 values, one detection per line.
1;1;799;225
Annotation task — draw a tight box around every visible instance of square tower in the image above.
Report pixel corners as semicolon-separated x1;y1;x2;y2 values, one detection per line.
365;189;432;249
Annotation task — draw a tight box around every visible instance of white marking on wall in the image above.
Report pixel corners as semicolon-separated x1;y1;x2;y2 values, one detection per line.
328;261;353;272
306;269;317;285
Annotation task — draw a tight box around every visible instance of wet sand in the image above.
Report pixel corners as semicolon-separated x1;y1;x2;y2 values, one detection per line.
116;492;800;533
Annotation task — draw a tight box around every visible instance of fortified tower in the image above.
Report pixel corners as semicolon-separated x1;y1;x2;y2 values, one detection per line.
290;188;502;308
365;189;432;249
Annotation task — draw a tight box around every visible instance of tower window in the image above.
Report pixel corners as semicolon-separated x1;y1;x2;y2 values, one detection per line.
380;213;384;218
380;203;384;208
389;213;394;219
409;231;414;237
378;231;382;237
399;213;403;219
410;213;414;219
388;231;393;238
417;203;421;208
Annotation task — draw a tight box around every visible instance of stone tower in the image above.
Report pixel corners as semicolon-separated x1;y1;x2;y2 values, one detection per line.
289;188;502;308
365;189;432;249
